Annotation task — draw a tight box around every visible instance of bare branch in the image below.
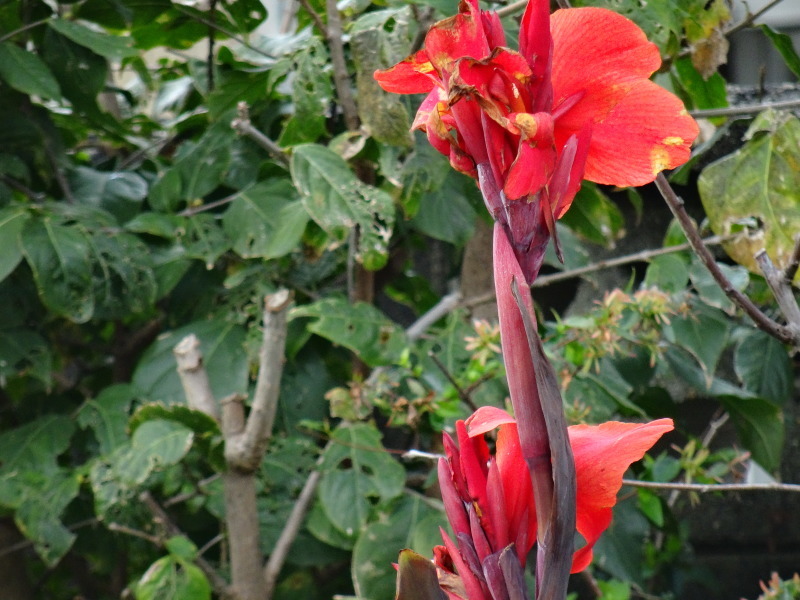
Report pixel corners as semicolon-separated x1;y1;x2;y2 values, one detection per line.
784;234;800;282
623;479;800;493
231;102;289;166
107;522;161;545
227;290;292;471
406;290;462;341
296;0;328;37
264;469;322;598
325;0;359;131
654;173;797;345
427;350;479;412
462;233;735;310
755;249;800;340
690;97;800;119
0;18;49;43
173;334;219;420
139;491;232;597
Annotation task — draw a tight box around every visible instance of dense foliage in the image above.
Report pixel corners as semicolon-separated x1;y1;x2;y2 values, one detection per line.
0;0;798;598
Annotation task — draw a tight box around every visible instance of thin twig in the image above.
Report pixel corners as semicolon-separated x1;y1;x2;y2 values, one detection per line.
690;97;800;119
263;468;322;599
496;0;526;18
177;192;240;217
462;233;735;309
406;291;462;341
325;0;359;131
725;0;786;37
172;4;274;60
0;18;49;43
755;249;800;340
654;173;797;345
231;102;290;166
139;491;231;597
296;0;328;37
0;174;45;201
198;533;224;557
164;474;221;507
782;234;800;282
107;522;161;545
0;518;98;559
427;350;479;412
623;479;800;493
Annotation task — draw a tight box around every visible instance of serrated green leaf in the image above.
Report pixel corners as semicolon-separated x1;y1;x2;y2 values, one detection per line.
318;423;405;535
291;144;394;270
718;395;784;472
222;180;308;259
698;111;800;280
291;297;407;367
20;217;95;322
132;318;248;405
734;329;792;405
77;384;137;455
0;42;62;100
0;206;30;283
121;420;194;485
49;18;138;60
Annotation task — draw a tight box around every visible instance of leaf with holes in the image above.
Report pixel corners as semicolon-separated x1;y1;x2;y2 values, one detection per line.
318;423;405;535
698;111;800;280
291;297;407;367
291;144;394;270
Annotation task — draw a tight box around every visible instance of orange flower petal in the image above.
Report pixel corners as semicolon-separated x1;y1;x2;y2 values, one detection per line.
374;49;437;94
550;7;698;186
569;418;674;572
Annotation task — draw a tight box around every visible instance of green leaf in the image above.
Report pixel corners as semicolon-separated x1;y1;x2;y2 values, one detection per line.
180;213;230;269
734;329;792;405
291;144;394;270
123;419;194;484
0;42;62;100
0;328;52;387
352;494;443;600
718;395;784;472
175;122;234;202
636;488;664;527
135;555;211;600
698;111;800;280
291;297;407;367
130;403;220;438
760;25;800;80
77;384;137;455
0;415;75;475
318;423;406;535
688;257;749;313
410;170;480;246
88;232;158;319
643;254;689;293
41;28;107;109
49;18;138;60
222;180;308;259
0;206;30;283
672;56;728;110
560;182;625;248
148;168;183;213
165;536;199;561
21;216;94;322
13;471;80;566
132;318;248;405
125;212;183;239
68;167;148;224
665;301;730;385
278;39;332;146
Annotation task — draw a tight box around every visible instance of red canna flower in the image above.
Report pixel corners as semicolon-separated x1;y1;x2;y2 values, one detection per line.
431;408;673;599
375;0;698;282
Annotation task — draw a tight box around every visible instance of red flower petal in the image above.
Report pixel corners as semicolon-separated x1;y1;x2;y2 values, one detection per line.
425;0;489;75
550;7;698;186
569;418;674;572
374;50;438;94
